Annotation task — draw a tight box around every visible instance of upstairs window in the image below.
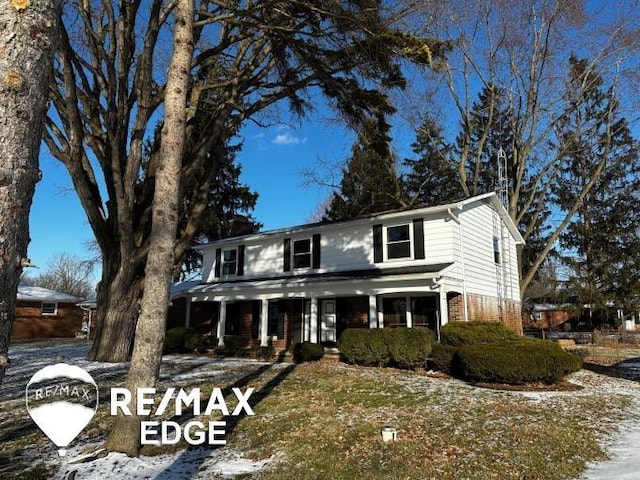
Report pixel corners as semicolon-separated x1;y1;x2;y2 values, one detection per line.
493;236;501;264
284;234;320;271
222;248;237;275
41;302;58;316
215;245;244;277
386;224;411;260
293;239;312;269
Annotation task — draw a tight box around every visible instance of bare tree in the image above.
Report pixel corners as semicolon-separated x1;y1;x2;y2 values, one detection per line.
46;0;443;362
22;253;95;298
0;0;62;384
104;0;194;455
400;0;640;293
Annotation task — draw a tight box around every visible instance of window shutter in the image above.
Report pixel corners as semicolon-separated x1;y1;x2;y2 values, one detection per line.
373;224;383;263
312;234;321;269
214;248;222;277
237;245;245;276
283;238;291;271
413;219;425;260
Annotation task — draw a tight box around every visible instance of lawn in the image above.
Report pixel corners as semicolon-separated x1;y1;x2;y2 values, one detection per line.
0;341;637;479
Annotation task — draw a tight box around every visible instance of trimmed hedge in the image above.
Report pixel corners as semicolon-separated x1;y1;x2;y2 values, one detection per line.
339;329;390;366
293;342;325;363
430;343;459;375
458;339;582;384
163;327;206;354
440;321;519;347
223;335;249;356
339;328;435;370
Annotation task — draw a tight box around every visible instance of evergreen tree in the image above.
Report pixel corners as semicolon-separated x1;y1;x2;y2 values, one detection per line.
324;111;404;221
552;56;640;325
140;131;260;280
402;116;460;205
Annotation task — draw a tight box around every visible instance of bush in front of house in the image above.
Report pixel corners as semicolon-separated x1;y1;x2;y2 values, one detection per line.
339;328;435;369
164;326;205;354
339;328;390;366
223;335;249;356
440;321;519;347
430;321;520;374
293;342;325;363
430;343;459;375
385;327;435;369
457;338;582;385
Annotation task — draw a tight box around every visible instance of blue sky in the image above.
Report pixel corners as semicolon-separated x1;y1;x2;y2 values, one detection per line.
28;110;415;283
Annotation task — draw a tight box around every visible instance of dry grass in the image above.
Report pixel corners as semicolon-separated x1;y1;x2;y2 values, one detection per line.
0;349;636;479
223;363;632;480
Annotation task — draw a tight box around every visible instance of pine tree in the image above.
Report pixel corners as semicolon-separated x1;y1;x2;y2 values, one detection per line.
324;111;404;221
402;116;460;206
553;56;640;325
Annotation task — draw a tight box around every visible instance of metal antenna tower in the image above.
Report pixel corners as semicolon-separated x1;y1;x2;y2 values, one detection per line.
497;147;508;208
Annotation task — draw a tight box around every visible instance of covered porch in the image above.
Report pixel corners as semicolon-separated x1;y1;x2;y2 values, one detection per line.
172;266;458;352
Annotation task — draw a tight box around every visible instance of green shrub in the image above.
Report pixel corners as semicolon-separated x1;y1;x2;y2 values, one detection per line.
223;335;249;356
293;342;325;363
164;327;197;354
184;332;206;353
440;321;519;347
457;339;582;385
339;328;435;369
430;343;459;375
339;329;390;366
386;328;435;369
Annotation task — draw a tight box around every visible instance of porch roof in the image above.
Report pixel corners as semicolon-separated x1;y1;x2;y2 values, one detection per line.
181;263;454;297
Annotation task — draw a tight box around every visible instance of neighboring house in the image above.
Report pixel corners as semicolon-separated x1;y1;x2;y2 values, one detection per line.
169;192;525;352
12;285;85;339
523;302;574;331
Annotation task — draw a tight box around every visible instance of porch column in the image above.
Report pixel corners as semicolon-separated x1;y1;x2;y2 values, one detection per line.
184;297;192;328
377;296;384;328
217;301;227;346
310;297;318;343
439;289;449;327
260;299;269;346
368;295;378;329
405;296;413;328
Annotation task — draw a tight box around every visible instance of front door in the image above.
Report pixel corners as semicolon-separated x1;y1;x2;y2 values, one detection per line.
321;299;337;343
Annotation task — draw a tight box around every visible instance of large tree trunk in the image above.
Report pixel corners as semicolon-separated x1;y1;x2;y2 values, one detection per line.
0;0;61;384
87;249;143;362
104;0;194;455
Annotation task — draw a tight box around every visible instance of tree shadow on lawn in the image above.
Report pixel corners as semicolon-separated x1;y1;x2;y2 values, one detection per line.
152;361;297;480
583;357;640;383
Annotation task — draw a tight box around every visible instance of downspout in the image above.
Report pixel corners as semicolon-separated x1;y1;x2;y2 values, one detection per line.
448;207;469;322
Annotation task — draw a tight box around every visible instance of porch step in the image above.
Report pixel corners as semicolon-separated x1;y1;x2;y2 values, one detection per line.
322;347;341;363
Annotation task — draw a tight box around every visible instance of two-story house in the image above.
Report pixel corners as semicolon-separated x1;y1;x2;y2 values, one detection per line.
168;192;524;352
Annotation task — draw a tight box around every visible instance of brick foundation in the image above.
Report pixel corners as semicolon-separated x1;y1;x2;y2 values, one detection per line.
446;292;523;335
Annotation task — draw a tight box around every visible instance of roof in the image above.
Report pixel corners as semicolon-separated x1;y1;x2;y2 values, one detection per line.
179;263;454;297
200;192;525;248
17;285;83;304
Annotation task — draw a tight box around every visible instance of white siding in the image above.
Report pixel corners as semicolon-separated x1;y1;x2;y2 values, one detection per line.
457;202;521;301
202;212;457;282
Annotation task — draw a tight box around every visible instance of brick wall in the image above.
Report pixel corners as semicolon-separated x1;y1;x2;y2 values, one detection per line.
12;301;84;339
446;292;523;334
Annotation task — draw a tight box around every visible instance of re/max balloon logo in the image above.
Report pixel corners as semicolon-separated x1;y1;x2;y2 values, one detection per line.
26;364;254;455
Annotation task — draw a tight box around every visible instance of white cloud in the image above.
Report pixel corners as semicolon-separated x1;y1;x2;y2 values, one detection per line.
271;132;307;145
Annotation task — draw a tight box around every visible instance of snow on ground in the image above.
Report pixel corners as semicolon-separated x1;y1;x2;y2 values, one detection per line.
578;360;640;480
3;340;278;479
3;340;640;479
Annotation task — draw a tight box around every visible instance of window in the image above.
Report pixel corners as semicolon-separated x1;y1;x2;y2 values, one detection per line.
222;248;237;275
386;224;411;260
382;297;407;327
493;236;501;264
41;302;58;316
293;239;311;269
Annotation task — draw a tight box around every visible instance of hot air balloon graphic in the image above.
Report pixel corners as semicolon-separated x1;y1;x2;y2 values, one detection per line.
25;363;99;456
